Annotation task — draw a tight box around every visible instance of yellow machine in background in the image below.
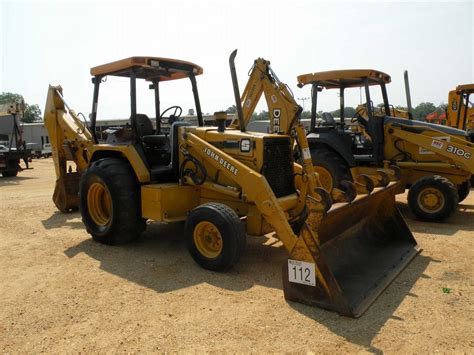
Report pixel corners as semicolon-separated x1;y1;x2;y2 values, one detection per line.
446;84;474;131
43;52;420;317
230;55;398;198
297;70;474;222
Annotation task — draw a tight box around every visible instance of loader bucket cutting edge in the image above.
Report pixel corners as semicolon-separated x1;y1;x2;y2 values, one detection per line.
283;182;420;317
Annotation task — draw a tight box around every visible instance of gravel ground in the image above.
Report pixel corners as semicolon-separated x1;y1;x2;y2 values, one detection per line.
0;159;472;352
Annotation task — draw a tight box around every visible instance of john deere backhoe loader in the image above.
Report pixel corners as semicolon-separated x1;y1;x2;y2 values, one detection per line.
44;52;419;317
296;69;474;221
229;55;399;199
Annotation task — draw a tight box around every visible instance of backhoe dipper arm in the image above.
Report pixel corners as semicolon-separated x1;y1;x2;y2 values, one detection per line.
230;58;302;134
43;85;94;212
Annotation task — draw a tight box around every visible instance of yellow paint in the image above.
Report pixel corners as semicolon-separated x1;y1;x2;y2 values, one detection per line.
193;221;223;258
87;182;112;226
141;183;200;222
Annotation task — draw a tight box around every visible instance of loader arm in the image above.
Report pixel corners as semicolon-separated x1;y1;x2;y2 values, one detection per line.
43;85;94;211
230;58;302;134
390;124;474;173
183;130;312;252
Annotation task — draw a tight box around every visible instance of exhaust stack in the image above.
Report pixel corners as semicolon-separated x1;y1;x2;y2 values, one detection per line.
404;70;414;120
229;49;246;132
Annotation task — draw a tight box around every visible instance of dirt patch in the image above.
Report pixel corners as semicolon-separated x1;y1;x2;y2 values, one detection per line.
0;159;472;352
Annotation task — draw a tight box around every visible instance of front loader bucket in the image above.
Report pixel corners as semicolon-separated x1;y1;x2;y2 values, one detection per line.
283;182;420;317
52;172;81;212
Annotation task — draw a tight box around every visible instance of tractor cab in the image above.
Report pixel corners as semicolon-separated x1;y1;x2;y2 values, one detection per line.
89;56;204;181
297;69;392;165
447;84;474;132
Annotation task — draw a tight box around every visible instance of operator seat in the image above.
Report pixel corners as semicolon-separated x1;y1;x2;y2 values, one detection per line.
363;114;385;163
321;112;336;127
135;113;171;168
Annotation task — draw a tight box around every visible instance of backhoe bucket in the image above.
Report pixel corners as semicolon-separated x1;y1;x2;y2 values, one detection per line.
283;182;420;317
52;172;81;212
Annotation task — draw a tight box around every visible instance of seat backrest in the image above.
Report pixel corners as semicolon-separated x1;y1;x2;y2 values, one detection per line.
365;116;385;163
135;114;154;138
170;121;191;176
321;112;336;126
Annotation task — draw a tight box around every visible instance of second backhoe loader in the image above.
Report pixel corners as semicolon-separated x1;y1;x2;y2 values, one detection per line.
44;52;419;317
229;54;399;199
297;69;474;221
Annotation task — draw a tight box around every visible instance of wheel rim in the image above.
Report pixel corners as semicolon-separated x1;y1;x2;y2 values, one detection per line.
314;166;334;192
418;187;445;214
87;182;112;226
193;221;223;259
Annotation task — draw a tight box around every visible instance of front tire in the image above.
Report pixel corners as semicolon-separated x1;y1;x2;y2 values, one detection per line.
185;203;246;272
408;176;458;222
80;158;145;245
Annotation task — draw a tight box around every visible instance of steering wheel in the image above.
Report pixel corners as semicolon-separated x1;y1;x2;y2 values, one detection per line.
160;106;183;125
351;107;368;126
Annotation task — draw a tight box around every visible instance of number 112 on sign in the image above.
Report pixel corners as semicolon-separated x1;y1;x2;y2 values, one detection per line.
288;259;316;286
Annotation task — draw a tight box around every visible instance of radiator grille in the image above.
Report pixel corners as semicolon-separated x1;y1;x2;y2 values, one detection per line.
262;137;295;198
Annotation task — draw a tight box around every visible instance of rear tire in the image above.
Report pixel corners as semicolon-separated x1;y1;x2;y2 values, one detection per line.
80;158;145;245
408;176;458;222
310;147;352;192
185;203;246;272
457;180;471;203
2;170;18;177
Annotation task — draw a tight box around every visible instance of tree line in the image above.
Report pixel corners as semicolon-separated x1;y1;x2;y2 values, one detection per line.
226;102;448;122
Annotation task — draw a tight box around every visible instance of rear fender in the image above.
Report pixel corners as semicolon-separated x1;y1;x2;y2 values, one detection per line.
89;144;150;183
307;131;356;166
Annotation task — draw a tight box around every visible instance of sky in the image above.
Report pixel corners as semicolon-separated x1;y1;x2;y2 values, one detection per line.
0;0;473;120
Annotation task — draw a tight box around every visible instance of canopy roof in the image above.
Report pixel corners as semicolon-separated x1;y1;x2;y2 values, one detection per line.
456;84;474;93
90;56;203;82
297;69;391;89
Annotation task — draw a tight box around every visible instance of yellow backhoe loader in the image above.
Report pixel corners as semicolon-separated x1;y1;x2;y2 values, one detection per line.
44;52;419;317
229;56;398;199
446;84;474;132
296;69;474;221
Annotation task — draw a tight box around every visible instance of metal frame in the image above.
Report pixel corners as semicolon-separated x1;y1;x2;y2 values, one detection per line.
89;67;205;141
456;91;471;130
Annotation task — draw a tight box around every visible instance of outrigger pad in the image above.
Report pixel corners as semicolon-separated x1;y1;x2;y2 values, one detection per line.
282;183;420;317
53;172;81;213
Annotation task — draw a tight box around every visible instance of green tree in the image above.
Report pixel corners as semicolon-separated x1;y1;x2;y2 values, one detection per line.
0;92;23;104
0;92;42;123
412;102;437;121
187;108;195;116
436;103;448;114
331;106;356;118
225;105;237;113
301;110;311;119
23;104;42;123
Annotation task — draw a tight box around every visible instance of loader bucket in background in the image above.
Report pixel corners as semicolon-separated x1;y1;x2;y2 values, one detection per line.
52;172;81;212
283;182;420;317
